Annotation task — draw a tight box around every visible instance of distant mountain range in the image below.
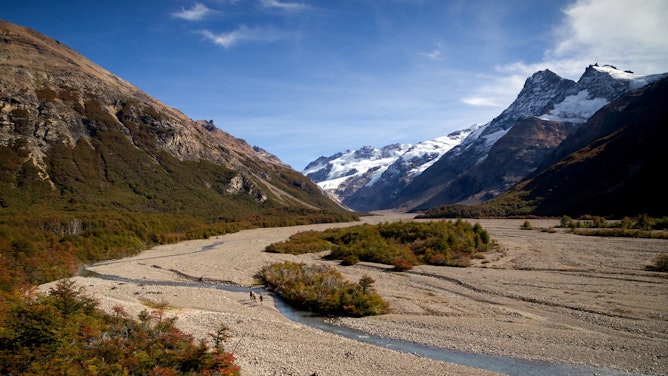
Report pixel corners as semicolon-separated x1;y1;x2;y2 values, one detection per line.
304;64;668;216
0;20;348;220
303;125;479;209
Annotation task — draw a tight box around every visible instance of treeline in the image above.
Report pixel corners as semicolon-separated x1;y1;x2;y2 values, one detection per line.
266;220;494;270
0;207;357;303
0;279;240;375
416;203;535;219
559;214;668;232
257;261;388;317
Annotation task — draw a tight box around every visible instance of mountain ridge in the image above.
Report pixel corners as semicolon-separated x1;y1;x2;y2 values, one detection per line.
304;63;667;212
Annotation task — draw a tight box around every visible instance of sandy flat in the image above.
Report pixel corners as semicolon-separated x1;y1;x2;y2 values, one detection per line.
42;212;668;375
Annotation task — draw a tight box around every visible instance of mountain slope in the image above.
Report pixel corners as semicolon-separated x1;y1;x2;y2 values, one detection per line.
483;75;668;217
303;125;478;210
401;64;665;211
0;20;348;219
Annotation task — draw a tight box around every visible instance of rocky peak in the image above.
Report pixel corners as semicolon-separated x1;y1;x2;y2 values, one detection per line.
492;69;576;128
573;64;634;101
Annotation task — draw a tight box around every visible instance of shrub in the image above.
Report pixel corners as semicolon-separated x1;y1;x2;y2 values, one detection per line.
392;257;413;271
257;261;389;317
646;253;668;272
265;220;494;269
0;280;240;375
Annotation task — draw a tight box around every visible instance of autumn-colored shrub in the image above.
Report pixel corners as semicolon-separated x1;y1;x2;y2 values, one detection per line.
257;261;388;317
265;219;494;268
0;279;240;375
646;253;668;272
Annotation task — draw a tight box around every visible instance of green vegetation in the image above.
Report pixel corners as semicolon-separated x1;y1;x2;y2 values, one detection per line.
0;124;356;299
257;261;389;317
558;215;668;239
266;220;494;269
0;279;240;375
646;253;668;272
520;220;533;230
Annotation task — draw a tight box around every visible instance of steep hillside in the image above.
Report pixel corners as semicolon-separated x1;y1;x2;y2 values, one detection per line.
491;75;668;217
0;20;355;291
400;65;665;211
0;20;348;219
416;117;573;207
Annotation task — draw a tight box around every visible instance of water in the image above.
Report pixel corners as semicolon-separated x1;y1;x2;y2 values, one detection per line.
85;271;642;376
272;298;640;376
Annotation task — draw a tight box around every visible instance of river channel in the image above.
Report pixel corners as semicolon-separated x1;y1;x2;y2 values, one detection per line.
85;270;640;376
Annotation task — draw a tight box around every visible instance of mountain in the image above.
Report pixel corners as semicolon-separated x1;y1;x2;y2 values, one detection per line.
303;125;478;210
463;75;668;218
304;64;666;213
401;64;668;212
0;20;349;220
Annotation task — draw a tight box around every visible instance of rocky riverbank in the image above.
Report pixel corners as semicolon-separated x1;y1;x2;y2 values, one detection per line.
42;213;668;375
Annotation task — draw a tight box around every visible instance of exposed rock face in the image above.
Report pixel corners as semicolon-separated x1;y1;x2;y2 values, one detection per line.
0;20;340;213
496;76;668;217
303;63;666;212
398;65;666;211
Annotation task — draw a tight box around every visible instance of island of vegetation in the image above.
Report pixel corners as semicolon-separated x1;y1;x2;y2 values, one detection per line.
259;220;493;316
265;219;494;270
257;261;388;317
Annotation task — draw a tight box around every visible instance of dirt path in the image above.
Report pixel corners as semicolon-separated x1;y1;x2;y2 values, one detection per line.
45;213;668;375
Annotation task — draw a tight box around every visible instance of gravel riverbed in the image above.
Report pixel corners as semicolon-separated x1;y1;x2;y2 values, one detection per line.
41;213;668;375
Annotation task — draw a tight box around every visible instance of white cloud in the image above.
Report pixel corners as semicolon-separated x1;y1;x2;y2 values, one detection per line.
549;0;668;74
419;44;443;61
462;73;526;108
201;26;282;48
464;0;668;111
260;0;307;11
172;3;212;21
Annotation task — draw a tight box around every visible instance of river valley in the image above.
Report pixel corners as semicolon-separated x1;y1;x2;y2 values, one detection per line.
42;213;668;375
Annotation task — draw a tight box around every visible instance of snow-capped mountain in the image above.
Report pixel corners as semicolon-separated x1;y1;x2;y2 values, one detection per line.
303;125;479;206
402;64;667;211
540;64;666;123
303;64;667;212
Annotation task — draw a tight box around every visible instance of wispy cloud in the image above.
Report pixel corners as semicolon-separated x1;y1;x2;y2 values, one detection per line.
419;44;443;61
172;3;213;21
201;26;282;48
462;73;526;108
259;0;308;12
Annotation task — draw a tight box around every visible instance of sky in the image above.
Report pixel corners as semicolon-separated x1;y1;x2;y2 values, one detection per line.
3;0;668;170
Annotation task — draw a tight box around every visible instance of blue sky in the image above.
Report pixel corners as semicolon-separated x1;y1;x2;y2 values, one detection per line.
3;0;668;170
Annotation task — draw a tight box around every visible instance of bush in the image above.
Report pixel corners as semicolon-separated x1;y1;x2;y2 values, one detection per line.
0;280;240;375
646;253;668;272
257;261;389;317
267;220;494;269
521;220;533;230
392;257;413;271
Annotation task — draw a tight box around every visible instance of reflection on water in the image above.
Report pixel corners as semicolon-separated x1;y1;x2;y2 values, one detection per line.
85;271;639;376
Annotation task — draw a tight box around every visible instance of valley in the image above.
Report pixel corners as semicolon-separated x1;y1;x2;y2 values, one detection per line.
43;213;668;375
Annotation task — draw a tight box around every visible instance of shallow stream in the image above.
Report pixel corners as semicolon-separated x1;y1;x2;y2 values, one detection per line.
85;270;640;376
